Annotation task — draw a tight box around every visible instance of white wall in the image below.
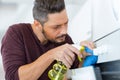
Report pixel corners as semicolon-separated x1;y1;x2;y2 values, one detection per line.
1;0;33;4
92;0;119;41
0;52;5;80
66;0;92;44
66;0;120;44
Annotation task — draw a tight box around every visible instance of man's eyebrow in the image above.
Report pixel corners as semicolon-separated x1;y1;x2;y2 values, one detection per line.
49;19;69;27
55;21;68;27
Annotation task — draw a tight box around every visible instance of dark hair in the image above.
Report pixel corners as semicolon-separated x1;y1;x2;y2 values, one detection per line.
33;0;65;26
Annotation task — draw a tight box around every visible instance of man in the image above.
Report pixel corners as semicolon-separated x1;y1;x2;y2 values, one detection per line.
1;0;95;80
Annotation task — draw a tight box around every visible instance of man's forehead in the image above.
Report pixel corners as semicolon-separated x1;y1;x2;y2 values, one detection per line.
44;10;68;26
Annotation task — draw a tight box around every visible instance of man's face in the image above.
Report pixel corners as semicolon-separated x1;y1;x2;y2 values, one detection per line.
42;9;68;43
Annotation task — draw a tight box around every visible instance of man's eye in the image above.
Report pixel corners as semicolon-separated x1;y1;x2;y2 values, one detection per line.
65;23;68;26
65;22;68;25
54;25;61;30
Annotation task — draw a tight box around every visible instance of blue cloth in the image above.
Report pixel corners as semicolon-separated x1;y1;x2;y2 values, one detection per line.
82;47;98;67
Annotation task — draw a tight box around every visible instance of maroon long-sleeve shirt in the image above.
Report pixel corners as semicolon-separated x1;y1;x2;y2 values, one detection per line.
1;23;79;80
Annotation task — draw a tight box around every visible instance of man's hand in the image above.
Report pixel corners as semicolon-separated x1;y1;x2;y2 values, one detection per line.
80;41;95;58
80;41;95;49
47;43;83;68
80;41;98;67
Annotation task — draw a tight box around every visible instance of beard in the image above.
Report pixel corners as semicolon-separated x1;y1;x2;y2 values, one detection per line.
42;29;67;43
55;34;67;43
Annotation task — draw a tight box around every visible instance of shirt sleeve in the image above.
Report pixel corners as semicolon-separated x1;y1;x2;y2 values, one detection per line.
1;26;26;80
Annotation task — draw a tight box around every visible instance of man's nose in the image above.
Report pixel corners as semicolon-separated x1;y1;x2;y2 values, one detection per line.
60;25;67;34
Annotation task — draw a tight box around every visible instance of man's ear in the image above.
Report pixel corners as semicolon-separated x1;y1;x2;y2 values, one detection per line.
34;20;42;28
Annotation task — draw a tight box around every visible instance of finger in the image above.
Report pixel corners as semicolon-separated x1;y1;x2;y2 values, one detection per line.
81;50;91;58
55;53;70;68
89;42;95;49
62;56;71;68
80;51;86;58
80;41;94;50
66;44;83;58
64;53;73;67
64;49;75;62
